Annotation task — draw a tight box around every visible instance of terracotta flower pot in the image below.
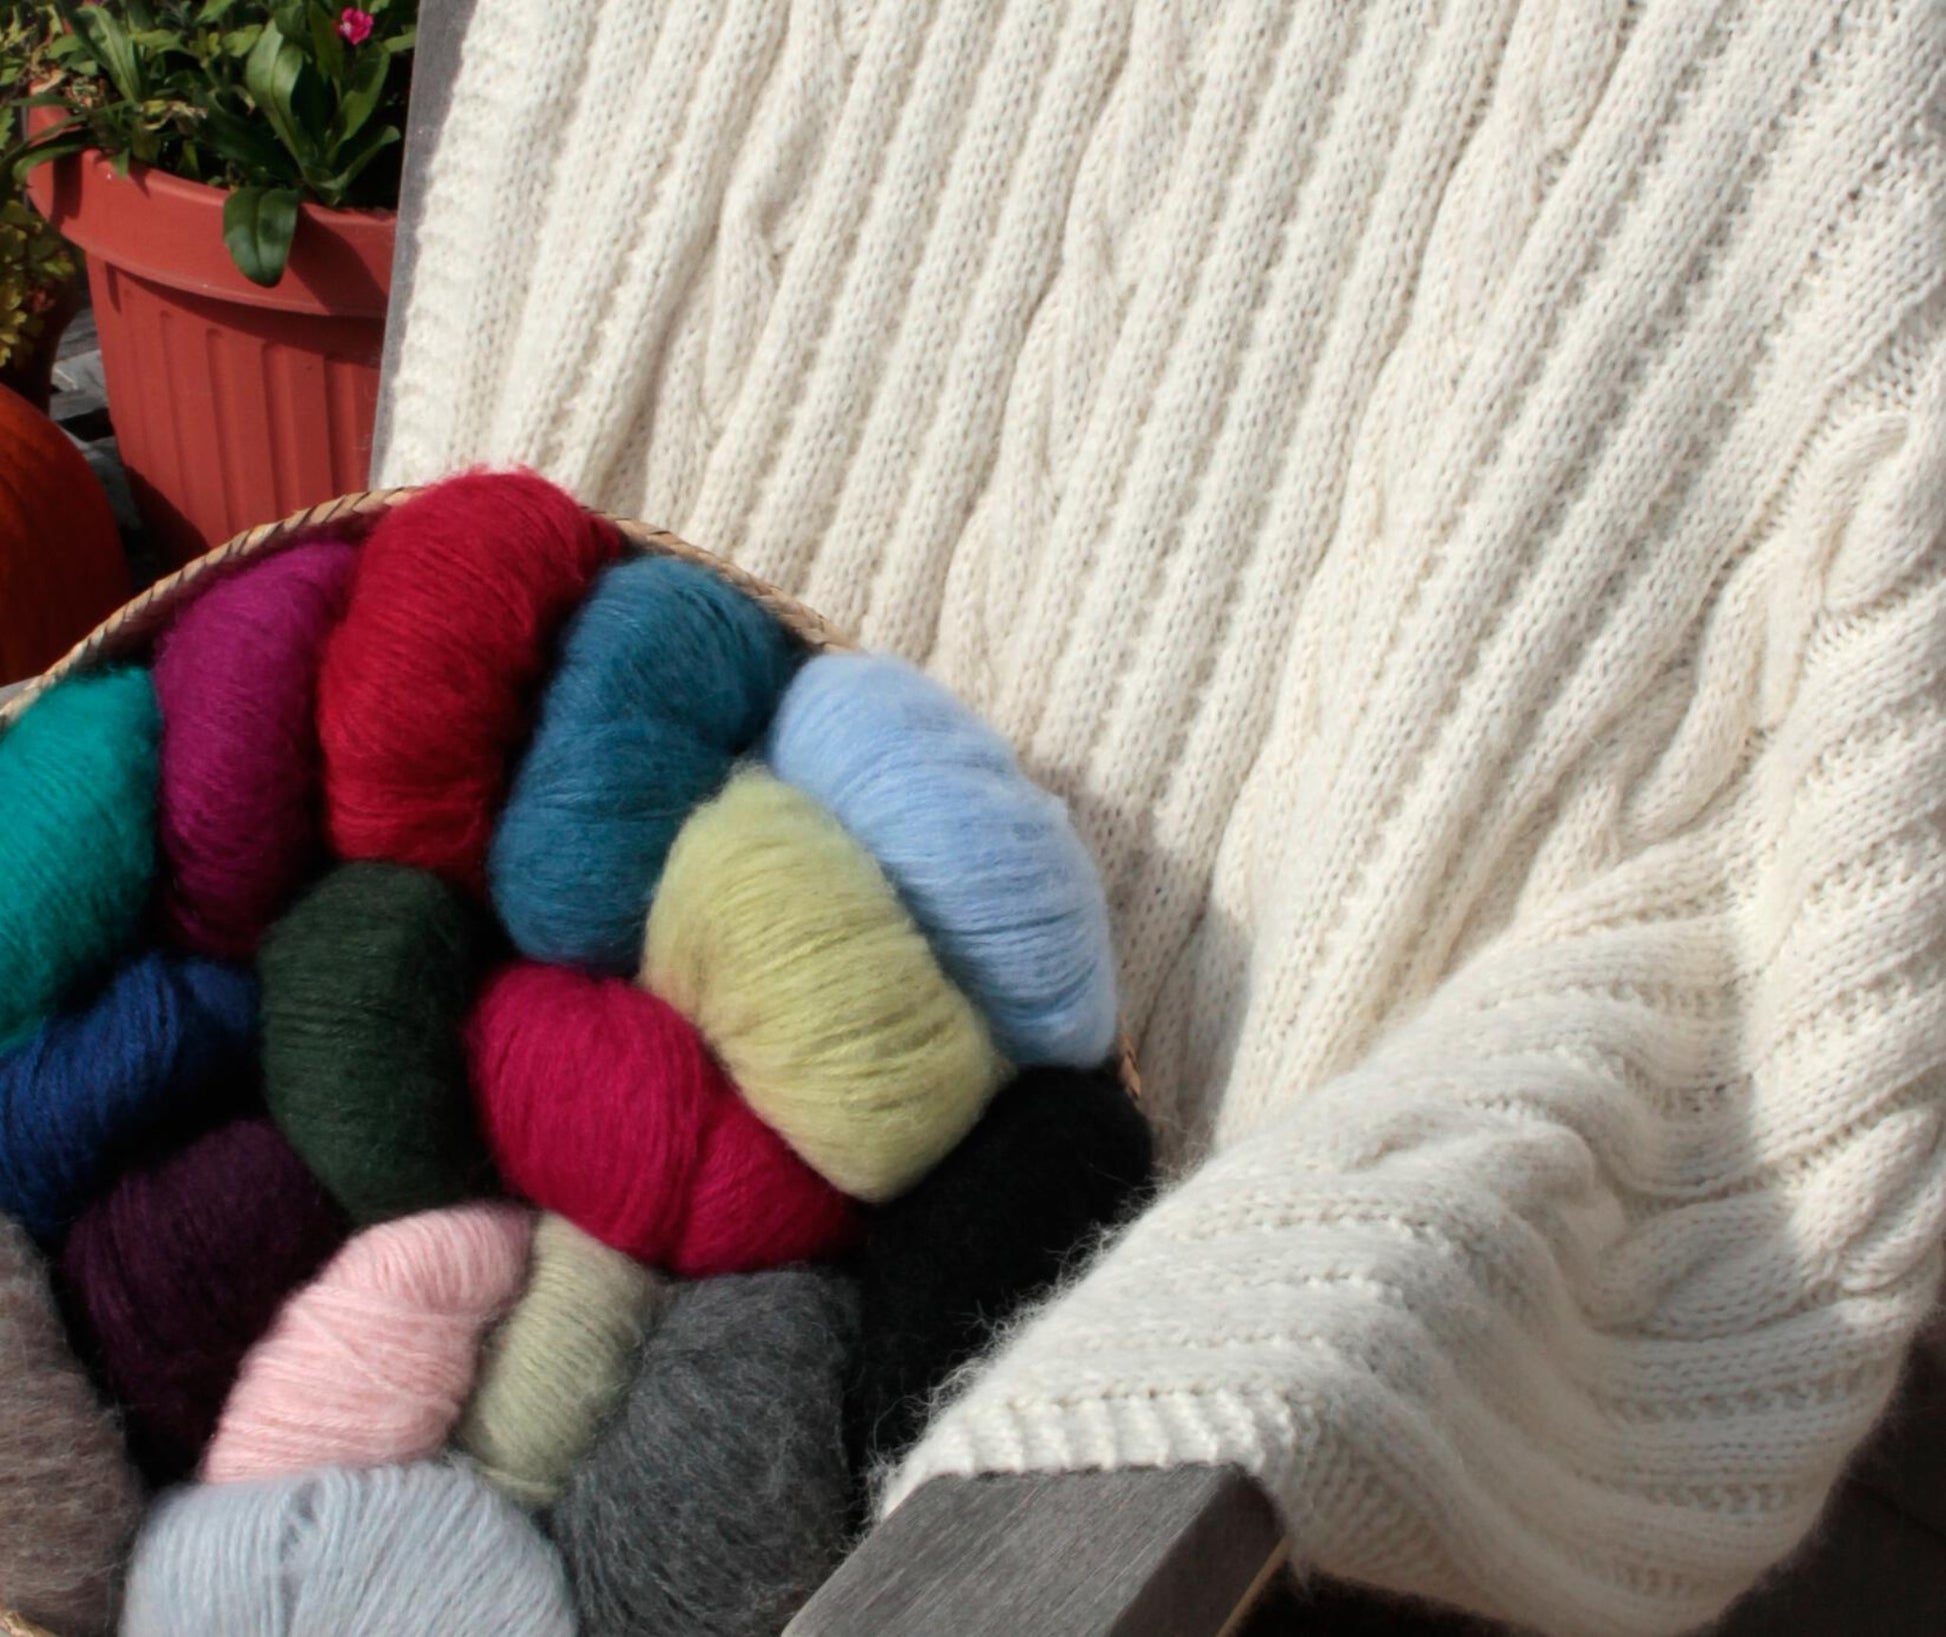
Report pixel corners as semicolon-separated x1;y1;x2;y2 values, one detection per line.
26;129;393;568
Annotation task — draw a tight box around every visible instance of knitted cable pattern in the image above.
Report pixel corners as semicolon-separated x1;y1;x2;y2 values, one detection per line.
382;2;1946;1629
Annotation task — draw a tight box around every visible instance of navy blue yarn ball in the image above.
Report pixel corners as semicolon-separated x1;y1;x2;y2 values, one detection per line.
490;557;799;973
0;951;257;1241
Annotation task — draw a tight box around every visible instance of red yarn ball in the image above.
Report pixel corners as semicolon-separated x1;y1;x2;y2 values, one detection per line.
468;963;855;1277
317;471;622;891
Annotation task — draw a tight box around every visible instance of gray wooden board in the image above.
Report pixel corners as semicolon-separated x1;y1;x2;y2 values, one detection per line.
789;1468;1285;1637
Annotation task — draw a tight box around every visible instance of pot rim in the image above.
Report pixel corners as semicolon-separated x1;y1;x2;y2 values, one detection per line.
23;107;394;319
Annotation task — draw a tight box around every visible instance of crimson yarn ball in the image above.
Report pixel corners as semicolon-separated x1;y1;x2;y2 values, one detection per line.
469;963;855;1277
317;471;622;892
58;1116;350;1482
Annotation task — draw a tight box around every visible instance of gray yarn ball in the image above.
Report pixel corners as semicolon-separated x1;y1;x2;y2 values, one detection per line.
0;1213;143;1636
551;1267;861;1637
120;1461;575;1637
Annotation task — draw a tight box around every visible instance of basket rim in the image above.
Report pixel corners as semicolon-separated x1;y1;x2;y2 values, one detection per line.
0;487;854;731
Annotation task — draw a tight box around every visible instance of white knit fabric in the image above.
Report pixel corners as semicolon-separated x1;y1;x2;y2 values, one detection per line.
382;2;1946;1630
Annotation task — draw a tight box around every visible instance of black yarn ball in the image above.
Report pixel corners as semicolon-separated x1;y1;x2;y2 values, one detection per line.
551;1268;860;1637
847;1061;1154;1477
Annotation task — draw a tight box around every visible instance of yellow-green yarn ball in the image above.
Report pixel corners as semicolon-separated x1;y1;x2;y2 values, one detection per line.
455;1215;666;1508
643;769;1008;1202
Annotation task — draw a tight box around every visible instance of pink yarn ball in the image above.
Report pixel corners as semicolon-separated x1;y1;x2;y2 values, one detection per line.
201;1202;533;1485
154;537;359;959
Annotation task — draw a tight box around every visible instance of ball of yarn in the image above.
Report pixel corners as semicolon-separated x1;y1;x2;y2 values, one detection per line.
490;555;800;972
553;1269;859;1637
60;1116;349;1480
154;536;358;959
767;654;1118;1066
318;470;622;891
203;1203;533;1484
456;1213;668;1508
470;962;854;1275
261;862;497;1224
644;768;1008;1202
0;1214;142;1636
0;668;159;1047
121;1461;575;1637
849;1061;1153;1473
0;952;257;1243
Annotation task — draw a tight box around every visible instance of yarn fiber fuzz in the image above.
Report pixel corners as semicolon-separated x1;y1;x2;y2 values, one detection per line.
203;1203;534;1484
0;668;159;1047
154;536;358;959
59;1116;349;1480
552;1268;860;1637
767;653;1117;1066
0;952;257;1243
0;1214;142;1637
260;861;497;1224
121;1461;576;1637
849;1062;1154;1475
644;769;1009;1203
456;1213;668;1508
491;553;800;973
318;469;621;890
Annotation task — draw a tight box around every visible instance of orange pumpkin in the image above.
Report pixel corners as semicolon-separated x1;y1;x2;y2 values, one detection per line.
0;383;129;684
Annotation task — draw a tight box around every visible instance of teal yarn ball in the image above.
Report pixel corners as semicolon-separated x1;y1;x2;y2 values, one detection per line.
0;669;160;1048
765;653;1117;1065
490;556;799;973
120;1462;577;1637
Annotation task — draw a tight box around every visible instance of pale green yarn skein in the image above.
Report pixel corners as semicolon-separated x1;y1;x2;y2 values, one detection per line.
455;1214;667;1507
644;769;1009;1202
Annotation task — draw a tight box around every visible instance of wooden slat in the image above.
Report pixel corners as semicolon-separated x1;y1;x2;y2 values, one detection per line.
788;1468;1285;1637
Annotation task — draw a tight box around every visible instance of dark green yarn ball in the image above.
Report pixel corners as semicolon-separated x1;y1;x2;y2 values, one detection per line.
260;861;498;1223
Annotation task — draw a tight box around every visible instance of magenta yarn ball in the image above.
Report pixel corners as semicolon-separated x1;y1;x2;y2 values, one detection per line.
153;537;359;960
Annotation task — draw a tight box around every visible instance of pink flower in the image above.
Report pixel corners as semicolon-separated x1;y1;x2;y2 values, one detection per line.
336;7;374;46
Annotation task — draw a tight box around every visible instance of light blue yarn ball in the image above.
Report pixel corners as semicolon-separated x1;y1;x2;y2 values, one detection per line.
0;669;160;1051
120;1462;577;1637
490;556;799;973
764;653;1117;1066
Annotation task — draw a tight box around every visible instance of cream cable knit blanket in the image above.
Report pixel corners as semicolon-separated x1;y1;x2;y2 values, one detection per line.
381;2;1946;1630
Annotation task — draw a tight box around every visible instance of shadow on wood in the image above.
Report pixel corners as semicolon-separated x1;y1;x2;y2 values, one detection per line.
790;1467;1284;1637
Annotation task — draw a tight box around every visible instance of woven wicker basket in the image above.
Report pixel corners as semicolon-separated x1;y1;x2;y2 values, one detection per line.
1;489;1139;1637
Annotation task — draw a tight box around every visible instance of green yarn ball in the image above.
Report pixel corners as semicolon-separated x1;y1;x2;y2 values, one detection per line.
456;1213;668;1508
0;670;160;1049
260;861;498;1223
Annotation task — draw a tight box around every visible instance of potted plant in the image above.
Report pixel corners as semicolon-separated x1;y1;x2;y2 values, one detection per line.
6;1;416;564
0;6;77;409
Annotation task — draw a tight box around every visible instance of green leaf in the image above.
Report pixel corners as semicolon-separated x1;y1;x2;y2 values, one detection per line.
382;25;415;56
200;101;297;180
244;18;313;167
10;131;90;187
197;0;243;21
221;183;300;285
327;43;386;150
221;24;262;56
322;119;396;197
123;0;160;30
69;3;146;104
307;1;345;84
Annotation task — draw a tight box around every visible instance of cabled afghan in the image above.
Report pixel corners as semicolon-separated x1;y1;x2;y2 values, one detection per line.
381;3;1946;1630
